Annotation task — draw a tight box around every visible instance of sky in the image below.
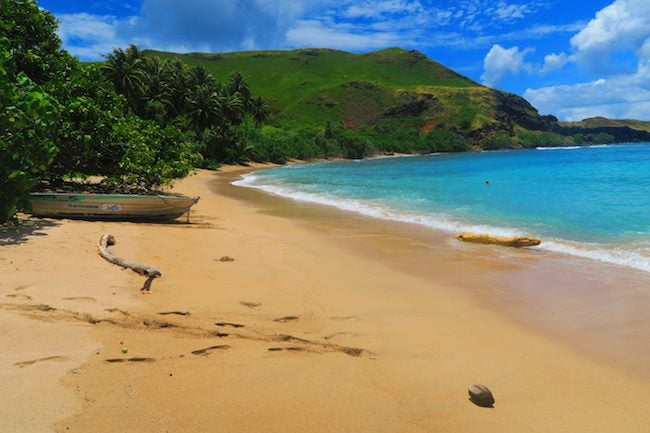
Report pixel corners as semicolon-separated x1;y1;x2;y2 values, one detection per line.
38;0;650;121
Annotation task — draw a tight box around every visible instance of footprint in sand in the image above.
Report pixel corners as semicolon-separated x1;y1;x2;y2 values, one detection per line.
5;293;32;301
215;322;244;328
268;346;305;352
105;357;156;363
142;320;176;329
240;301;261;309
341;347;365;357
157;311;191;316
14;355;69;367
273;334;309;343
274;315;299;323
191;345;231;356
62;296;96;302
105;308;129;315
213;331;230;337
13;285;30;292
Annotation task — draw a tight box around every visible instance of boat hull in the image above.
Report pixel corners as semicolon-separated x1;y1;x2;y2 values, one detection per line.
29;193;199;221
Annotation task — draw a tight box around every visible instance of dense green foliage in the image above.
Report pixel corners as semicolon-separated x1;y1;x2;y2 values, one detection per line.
0;36;58;222
1;0;64;222
0;0;68;85
50;49;203;183
100;45;271;166
0;0;206;222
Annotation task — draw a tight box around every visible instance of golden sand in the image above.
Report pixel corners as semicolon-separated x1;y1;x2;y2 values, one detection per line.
1;168;649;433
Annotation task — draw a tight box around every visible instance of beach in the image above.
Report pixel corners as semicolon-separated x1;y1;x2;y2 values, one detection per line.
2;167;650;433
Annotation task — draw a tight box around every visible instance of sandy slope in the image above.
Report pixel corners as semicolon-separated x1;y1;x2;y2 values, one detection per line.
1;168;648;433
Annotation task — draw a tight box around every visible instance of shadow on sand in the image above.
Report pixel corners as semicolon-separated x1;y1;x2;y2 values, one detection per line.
0;217;61;247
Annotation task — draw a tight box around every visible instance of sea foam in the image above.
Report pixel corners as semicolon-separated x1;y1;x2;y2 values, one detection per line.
536;145;581;150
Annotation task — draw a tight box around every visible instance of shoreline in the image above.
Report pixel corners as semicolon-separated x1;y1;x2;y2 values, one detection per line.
233;152;650;274
2;168;650;432
220;166;650;382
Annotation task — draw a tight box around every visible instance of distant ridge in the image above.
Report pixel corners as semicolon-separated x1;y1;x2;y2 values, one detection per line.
560;117;650;132
146;48;650;148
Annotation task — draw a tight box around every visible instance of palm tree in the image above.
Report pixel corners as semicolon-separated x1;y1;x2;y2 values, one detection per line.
250;96;269;128
140;57;172;120
165;60;193;117
187;85;223;134
139;57;170;118
227;137;255;164
125;44;145;63
219;90;244;126
190;66;215;90
102;46;145;108
228;72;251;110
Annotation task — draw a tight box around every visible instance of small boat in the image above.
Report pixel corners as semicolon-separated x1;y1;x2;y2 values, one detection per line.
29;193;199;221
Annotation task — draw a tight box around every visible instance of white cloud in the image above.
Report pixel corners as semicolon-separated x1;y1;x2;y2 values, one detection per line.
58;13;118;43
456;0;548;31
524;62;650;120
570;0;650;72
57;13;126;59
524;0;650;120
541;52;570;73
495;1;530;21
345;0;424;19
286;19;404;51
481;44;533;87
469;22;584;49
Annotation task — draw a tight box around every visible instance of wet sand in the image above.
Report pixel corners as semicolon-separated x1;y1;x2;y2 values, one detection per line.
1;167;649;433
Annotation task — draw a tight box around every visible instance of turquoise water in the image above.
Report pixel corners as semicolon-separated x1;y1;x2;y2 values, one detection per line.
234;143;650;272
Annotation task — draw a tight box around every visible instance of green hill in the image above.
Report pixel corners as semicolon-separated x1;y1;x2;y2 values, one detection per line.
150;48;475;113
147;48;561;147
146;47;650;151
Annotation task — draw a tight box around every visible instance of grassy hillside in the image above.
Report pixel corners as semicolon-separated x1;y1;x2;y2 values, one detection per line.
147;47;650;151
149;48;557;147
152;48;475;107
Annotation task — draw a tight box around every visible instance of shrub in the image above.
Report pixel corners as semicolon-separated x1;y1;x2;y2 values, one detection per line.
0;39;58;222
422;129;470;152
108;117;200;189
481;133;513;150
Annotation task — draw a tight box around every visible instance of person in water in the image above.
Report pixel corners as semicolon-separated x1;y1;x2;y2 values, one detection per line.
484;180;490;185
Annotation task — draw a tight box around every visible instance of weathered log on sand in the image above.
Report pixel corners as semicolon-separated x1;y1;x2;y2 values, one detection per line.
457;232;541;248
98;234;162;277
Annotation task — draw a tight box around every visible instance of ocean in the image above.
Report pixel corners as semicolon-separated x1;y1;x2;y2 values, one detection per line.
234;143;650;272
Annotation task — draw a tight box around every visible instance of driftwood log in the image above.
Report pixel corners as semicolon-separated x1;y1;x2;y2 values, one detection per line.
457;232;541;248
98;234;162;278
